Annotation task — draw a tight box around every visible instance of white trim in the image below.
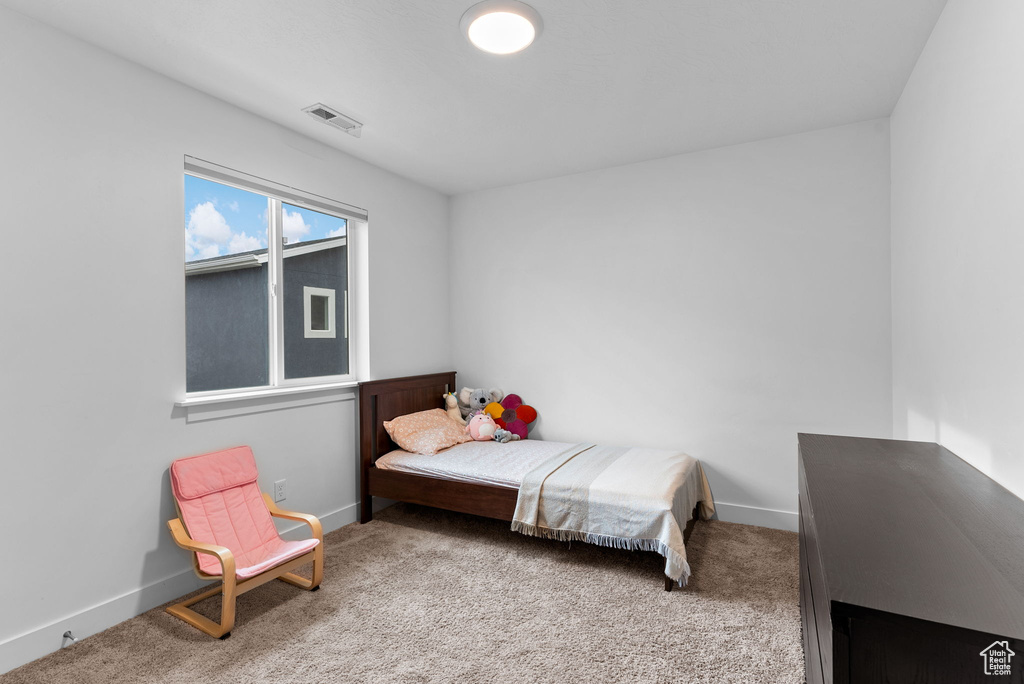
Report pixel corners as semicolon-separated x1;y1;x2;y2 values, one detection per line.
268;198;284;387
274;373;356;388
176;380;357;408
184;156;367;221
183;386;354;423
0;502;361;675
303;286;337;339
351;219;371;380
284;237;346;258
0;562;205;676
713;501;798;532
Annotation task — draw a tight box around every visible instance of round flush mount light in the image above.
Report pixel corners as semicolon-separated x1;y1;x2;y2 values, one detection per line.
461;1;543;55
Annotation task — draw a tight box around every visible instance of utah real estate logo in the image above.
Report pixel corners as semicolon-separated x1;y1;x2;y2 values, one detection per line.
980;641;1015;676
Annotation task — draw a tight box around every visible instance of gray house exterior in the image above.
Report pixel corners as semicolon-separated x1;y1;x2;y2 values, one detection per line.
186;237;348;392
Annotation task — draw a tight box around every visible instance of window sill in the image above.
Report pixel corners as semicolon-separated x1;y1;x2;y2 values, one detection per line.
176;382;358;422
177;381;358;407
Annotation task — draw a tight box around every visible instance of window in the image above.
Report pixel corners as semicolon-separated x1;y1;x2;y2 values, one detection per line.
304;286;336;338
183;157;365;395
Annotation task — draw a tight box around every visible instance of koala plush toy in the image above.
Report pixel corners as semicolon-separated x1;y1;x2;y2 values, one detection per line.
458;387;504;419
493;428;520;444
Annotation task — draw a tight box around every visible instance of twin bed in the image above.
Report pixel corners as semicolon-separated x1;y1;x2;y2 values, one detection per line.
359;372;715;590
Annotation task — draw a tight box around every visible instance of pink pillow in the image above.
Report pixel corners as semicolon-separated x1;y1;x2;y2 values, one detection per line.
384;408;471;455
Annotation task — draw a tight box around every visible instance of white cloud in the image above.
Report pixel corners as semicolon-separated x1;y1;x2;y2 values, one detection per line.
185;239;221;260
188;202;232;242
282;207;311;243
228;232;264;254
185;201;265;261
228;200;240;212
186;201;231;259
197;244;221;259
327;226;346;238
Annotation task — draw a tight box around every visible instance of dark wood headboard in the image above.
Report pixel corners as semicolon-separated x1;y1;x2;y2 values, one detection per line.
358;371;456;518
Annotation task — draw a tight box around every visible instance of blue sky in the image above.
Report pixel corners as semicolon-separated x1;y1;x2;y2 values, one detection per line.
185;175;346;262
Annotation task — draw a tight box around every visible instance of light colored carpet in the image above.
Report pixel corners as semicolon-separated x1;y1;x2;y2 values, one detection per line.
2;504;803;683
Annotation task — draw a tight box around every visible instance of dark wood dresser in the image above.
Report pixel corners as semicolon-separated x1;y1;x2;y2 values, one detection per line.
799;433;1024;683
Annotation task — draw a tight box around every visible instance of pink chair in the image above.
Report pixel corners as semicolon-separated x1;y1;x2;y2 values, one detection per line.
165;446;324;638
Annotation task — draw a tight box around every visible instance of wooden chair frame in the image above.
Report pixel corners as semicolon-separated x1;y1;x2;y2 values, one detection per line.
165;492;324;638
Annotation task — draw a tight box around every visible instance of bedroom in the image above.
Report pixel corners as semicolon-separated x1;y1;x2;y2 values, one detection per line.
1;0;1022;681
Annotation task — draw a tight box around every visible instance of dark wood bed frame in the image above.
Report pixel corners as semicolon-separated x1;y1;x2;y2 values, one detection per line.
358;371;698;591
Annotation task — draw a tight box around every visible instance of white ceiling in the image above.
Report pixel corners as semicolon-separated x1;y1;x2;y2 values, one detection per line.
2;0;947;194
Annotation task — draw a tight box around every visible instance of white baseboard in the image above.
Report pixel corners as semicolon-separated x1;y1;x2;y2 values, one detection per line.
713;501;798;532
0;563;207;677
0;502;360;676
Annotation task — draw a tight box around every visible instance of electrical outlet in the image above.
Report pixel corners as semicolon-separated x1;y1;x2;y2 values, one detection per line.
274;479;287;502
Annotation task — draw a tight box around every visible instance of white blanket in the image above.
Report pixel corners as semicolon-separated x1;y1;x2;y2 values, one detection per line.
511;443;715;586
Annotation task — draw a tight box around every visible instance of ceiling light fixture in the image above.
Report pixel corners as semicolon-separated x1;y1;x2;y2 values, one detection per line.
460;1;543;55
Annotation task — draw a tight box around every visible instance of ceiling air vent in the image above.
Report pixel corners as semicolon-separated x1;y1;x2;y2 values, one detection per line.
302;103;362;138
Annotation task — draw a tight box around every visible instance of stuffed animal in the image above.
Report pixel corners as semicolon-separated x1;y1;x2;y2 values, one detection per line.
458;387;504;419
484;393;537;440
465;412;497;441
443;392;465;425
493;428;520;444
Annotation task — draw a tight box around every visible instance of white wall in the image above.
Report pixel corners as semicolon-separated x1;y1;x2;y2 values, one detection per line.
451;120;893;528
891;0;1024;500
0;7;450;672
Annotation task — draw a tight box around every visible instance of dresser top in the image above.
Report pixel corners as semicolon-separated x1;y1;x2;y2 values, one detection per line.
799;433;1024;639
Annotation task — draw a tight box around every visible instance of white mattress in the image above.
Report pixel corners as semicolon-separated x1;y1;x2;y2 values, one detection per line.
374;439;581;489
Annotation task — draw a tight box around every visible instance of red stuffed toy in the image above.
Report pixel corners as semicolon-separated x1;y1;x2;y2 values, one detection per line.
484;394;537;440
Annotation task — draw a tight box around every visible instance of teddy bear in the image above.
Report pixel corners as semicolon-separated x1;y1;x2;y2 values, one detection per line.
443;392;465;425
493;428;520;444
458;387;504;419
465;412;497;441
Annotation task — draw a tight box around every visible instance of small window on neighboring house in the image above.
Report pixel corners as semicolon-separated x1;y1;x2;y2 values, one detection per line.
310;295;329;331
304;286;336;338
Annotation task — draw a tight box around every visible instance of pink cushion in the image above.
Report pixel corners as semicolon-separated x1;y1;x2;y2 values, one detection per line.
171;446;259;499
170;447;319;578
231;538;320;580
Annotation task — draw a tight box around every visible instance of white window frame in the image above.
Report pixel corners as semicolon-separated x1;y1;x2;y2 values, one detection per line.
303;286;336;338
180;156;365;403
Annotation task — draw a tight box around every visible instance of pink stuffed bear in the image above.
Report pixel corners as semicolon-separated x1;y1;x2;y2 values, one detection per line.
465;412;497;441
